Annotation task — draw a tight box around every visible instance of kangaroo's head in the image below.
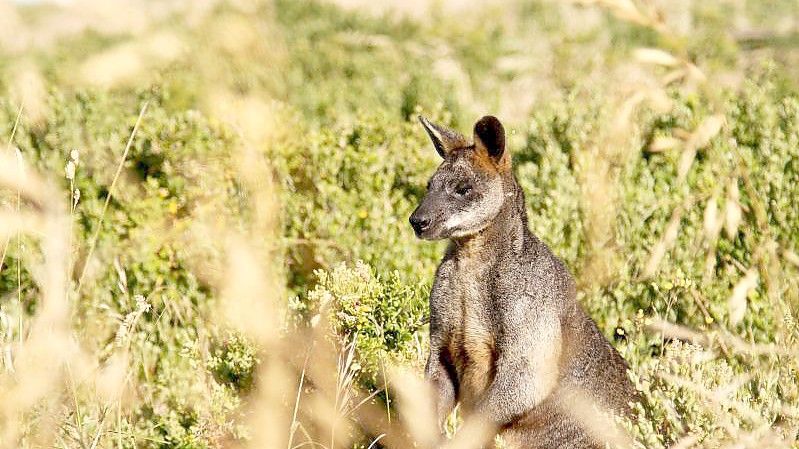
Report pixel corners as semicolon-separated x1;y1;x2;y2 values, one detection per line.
410;115;510;240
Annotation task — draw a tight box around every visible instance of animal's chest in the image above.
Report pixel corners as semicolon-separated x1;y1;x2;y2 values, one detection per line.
432;262;497;407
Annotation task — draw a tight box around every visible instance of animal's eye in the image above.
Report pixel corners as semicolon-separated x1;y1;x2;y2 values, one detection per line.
454;183;472;196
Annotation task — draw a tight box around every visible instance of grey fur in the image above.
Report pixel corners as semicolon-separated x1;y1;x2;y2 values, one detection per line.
411;116;638;449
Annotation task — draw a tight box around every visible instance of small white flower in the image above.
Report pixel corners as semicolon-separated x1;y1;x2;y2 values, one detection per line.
65;161;76;181
134;294;151;313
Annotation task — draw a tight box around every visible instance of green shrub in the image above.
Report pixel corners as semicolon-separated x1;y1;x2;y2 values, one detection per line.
510;74;799;446
275;0;461;123
0;91;250;446
3;1;799;447
273;110;450;290
304;261;429;385
208;332;259;393
625;340;799;447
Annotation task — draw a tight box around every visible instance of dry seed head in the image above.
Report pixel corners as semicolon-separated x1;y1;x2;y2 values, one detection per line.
685;63;708;83
648;135;681;152
703;196;721;242
643;205;683;278
677;115;725;181
724;179;742;239
729;269;758;326
690;115;725;149
634;47;680;67
114;295;150;348
64;161;75;181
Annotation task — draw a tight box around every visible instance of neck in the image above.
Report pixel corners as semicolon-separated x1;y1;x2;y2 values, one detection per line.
451;181;528;258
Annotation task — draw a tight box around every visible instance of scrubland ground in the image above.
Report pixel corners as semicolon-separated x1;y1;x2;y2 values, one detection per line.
1;0;799;448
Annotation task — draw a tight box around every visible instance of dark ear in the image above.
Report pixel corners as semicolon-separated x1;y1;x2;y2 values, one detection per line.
473;115;505;160
418;115;467;158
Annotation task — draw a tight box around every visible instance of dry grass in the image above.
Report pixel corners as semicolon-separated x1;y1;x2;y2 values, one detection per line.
1;0;798;448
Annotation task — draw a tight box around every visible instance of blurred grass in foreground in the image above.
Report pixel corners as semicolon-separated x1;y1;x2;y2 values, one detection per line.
0;0;799;448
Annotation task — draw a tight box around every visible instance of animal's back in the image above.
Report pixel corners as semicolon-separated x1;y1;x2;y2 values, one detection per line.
491;236;638;448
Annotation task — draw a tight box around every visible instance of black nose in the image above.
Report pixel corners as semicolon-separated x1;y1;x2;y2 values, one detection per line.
409;215;431;234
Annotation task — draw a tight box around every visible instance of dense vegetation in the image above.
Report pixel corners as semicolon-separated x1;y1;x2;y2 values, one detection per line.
0;0;798;448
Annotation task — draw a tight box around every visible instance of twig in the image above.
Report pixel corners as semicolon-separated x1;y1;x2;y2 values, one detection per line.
75;102;149;295
287;348;312;449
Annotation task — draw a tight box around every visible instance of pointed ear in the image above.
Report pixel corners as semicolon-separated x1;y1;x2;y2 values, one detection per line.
418;115;467;158
473;115;505;161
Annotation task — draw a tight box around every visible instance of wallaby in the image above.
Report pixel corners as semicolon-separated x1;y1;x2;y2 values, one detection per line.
409;115;638;449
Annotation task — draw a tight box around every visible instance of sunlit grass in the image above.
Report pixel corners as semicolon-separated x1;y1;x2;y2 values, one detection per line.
0;0;798;448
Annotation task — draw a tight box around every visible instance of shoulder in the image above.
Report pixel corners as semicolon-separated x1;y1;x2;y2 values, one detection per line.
430;248;455;301
524;234;575;291
494;244;575;305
